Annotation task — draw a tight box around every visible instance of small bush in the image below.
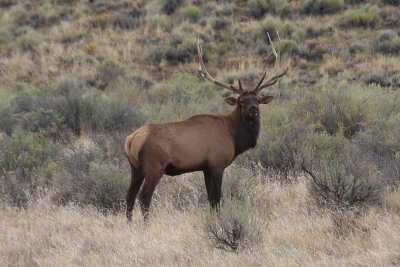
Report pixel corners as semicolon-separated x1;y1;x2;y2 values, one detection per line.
342;5;381;28
294;85;367;137
56;140;129;212
372;30;400;55
95;59;126;89
212;17;230;31
0;132;59;185
248;0;288;19
18;29;42;51
160;0;184;15
112;12;140;30
302;0;344;15
0;27;12;44
256;112;312;176
296;39;327;61
204;198;264;251
301;136;383;209
180;5;200;22
363;70;391;87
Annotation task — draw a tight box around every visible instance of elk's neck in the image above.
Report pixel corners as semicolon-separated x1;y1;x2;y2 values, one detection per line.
229;107;260;157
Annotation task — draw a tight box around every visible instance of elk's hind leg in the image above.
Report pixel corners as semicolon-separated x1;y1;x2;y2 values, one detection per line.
126;164;145;221
138;168;163;222
203;167;224;213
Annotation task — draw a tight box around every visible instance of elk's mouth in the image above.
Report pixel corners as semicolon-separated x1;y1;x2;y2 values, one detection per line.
248;112;259;118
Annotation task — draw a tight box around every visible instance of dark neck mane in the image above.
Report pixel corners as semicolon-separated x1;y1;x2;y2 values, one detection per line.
228;106;260;157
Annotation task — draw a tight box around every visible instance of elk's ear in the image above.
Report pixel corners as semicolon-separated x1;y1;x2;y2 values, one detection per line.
224;97;237;106
259;95;274;104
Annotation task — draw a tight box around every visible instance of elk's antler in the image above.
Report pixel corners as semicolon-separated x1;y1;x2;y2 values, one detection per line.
253;31;288;95
197;39;243;95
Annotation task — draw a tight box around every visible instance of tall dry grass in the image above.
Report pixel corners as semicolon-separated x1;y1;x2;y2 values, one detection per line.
1;173;399;267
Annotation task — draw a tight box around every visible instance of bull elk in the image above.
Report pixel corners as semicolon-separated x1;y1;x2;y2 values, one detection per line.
125;34;288;221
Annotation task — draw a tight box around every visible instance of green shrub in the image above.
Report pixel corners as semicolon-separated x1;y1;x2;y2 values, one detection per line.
95;59;126;89
56;141;129;212
294;85;367;138
296;38;327;61
256;109;312;176
79;93;143;134
300;134;383;209
363;70;391;87
18;29;42;50
256;17;301;42
159;0;184;15
248;0;287;19
0;132;59;187
204;198;264;251
0;172;28;207
342;5;381;28
372;30;400;55
0;27;12;44
180;5;200;22
302;0;344;15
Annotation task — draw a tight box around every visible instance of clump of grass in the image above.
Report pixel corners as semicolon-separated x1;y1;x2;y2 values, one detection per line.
180;5;200;22
17;29;42;51
204;198;264;251
159;0;184;15
342;5;381;28
372;30;400;55
363;70;391;87
247;0;287;19
301;133;383;210
0;27;12;44
302;0;344;15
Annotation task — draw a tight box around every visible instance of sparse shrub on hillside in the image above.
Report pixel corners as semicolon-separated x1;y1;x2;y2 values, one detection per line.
363;70;391;87
164;37;197;65
90;12;112;29
212;17;230;31
296;39;327;61
17;29;42;51
0;105;14;136
256;106;312;176
248;0;288;19
382;0;400;5
95;59;126;89
294;85;367;138
257;17;301;42
0;171;28;207
180;5;200;22
0;27;12;44
355;114;400;183
342;5;381;28
112;11;140;30
372;30;400;55
0;132;59;200
204;198;264;251
301;134;383;210
79;93;143;134
302;0;344;15
159;0;184;15
55;139;129;212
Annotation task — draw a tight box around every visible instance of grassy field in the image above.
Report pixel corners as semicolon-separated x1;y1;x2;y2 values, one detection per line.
2;176;400;266
0;0;400;265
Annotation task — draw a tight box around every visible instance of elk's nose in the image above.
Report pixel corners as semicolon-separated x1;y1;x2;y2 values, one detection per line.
249;105;258;113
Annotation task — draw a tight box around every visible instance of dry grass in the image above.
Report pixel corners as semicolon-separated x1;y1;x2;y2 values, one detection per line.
1;175;399;267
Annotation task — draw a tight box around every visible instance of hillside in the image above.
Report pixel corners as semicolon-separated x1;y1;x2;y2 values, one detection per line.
0;0;400;266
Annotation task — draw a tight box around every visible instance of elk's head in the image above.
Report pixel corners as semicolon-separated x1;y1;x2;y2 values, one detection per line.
197;33;287;122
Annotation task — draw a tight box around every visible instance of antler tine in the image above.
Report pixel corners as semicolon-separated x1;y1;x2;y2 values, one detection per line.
253;30;288;94
197;38;242;95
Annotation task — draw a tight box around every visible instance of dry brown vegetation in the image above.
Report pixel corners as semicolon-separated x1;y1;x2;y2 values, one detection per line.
1;0;400;265
2;175;400;266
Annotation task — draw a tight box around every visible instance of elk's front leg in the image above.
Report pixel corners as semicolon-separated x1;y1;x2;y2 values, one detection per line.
203;167;224;212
